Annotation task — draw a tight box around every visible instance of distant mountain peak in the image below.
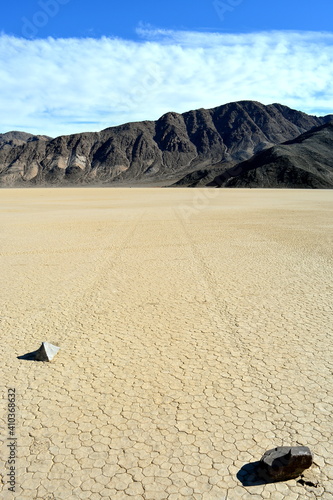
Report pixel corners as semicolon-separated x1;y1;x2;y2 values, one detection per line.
0;131;52;148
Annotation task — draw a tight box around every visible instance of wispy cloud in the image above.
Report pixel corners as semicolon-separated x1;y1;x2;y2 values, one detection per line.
0;29;332;137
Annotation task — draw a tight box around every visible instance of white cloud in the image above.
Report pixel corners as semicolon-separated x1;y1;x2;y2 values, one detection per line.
0;30;332;137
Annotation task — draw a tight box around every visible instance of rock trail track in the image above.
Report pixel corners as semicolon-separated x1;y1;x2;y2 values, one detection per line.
0;188;332;499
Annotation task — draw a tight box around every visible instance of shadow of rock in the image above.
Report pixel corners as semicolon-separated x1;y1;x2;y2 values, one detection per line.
237;461;274;486
17;350;39;361
18;342;60;362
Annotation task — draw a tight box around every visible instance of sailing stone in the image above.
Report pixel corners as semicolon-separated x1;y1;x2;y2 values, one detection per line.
34;342;60;362
259;446;313;481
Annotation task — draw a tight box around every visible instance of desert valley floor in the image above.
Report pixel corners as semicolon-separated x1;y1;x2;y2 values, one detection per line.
0;188;332;500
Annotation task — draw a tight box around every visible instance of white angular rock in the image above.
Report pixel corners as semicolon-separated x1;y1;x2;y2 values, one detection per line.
34;342;60;362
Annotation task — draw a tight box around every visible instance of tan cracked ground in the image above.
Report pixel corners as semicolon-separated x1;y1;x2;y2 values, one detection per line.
0;188;332;500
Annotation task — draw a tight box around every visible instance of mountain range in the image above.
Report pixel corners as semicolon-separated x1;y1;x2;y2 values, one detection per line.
0;101;332;188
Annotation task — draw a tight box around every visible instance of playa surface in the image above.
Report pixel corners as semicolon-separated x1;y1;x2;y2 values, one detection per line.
1;188;332;499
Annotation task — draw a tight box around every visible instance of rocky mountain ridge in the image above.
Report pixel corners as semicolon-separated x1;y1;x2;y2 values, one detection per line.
0;101;331;186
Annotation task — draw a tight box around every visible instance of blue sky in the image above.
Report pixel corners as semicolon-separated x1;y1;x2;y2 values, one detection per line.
0;0;332;136
3;0;333;39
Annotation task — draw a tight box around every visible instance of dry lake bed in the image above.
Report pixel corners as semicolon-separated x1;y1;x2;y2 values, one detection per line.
1;188;332;499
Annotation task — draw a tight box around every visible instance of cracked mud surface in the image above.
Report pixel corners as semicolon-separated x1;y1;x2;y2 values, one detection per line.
1;188;332;499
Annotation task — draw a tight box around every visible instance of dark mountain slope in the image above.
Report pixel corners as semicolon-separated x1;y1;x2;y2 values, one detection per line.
208;122;333;189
